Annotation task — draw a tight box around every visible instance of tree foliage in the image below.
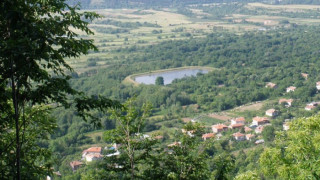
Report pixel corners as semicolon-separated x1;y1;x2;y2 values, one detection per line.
0;0;120;179
101;99;156;180
155;76;164;85
260;115;320;179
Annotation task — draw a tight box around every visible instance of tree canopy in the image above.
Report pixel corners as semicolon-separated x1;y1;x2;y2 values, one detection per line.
0;0;120;179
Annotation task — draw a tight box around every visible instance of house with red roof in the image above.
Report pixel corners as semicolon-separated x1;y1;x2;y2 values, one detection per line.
252;117;270;126
246;134;255;141
202;133;215;141
233;132;245;141
265;82;277;89
85;154;104;162
279;99;293;107
317;82;320;90
244;126;252;133
255;126;265;134
212;124;228;133
301;73;309;80
231;117;245;125
286;86;296;93
305;104;317;111
265;109;278;117
229;123;245;130
82;147;102;157
70;161;83;171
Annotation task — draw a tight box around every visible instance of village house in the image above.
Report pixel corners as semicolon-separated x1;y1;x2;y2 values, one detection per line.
265;109;278;117
255;126;265;134
229;123;245;130
82;147;103;162
244;126;252;133
233;132;245;141
286;86;296;93
70;161;83;171
301;73;309;80
202;133;215;141
212;124;228;133
252;117;270;126
265;82;277;89
246;134;255;141
283;122;290;131
279;98;293;107
305;105;316;111
231;117;245;125
85;154;104;162
305;102;318;111
317;82;320;90
82;147;102;158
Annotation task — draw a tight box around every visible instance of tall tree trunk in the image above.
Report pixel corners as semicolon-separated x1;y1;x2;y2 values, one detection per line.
11;59;21;180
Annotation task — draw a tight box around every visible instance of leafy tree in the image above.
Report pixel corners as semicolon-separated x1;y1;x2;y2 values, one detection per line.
0;0;120;179
102;99;156;180
155;76;164;85
210;153;235;180
0;105;57;179
259;115;320;179
234;171;259;180
143;122;211;180
262;126;275;142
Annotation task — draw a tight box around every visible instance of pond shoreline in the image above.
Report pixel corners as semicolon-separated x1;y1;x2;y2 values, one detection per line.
123;66;216;86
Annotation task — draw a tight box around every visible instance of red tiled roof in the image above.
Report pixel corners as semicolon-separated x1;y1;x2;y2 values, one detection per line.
244;126;252;132
230;123;244;128
266;82;277;88
70;161;83;168
255;126;265;132
233;132;245;137
202;133;215;139
279;99;293;104
83;147;101;154
235;117;245;122
246;134;255;139
301;73;308;79
212;124;228;129
253;116;269;122
305;105;316;110
287;86;296;91
266;109;276;114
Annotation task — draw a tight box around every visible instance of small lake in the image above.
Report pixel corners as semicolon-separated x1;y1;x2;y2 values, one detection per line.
134;68;209;85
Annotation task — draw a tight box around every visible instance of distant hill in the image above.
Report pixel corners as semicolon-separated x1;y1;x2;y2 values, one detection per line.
67;0;263;9
68;0;320;9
